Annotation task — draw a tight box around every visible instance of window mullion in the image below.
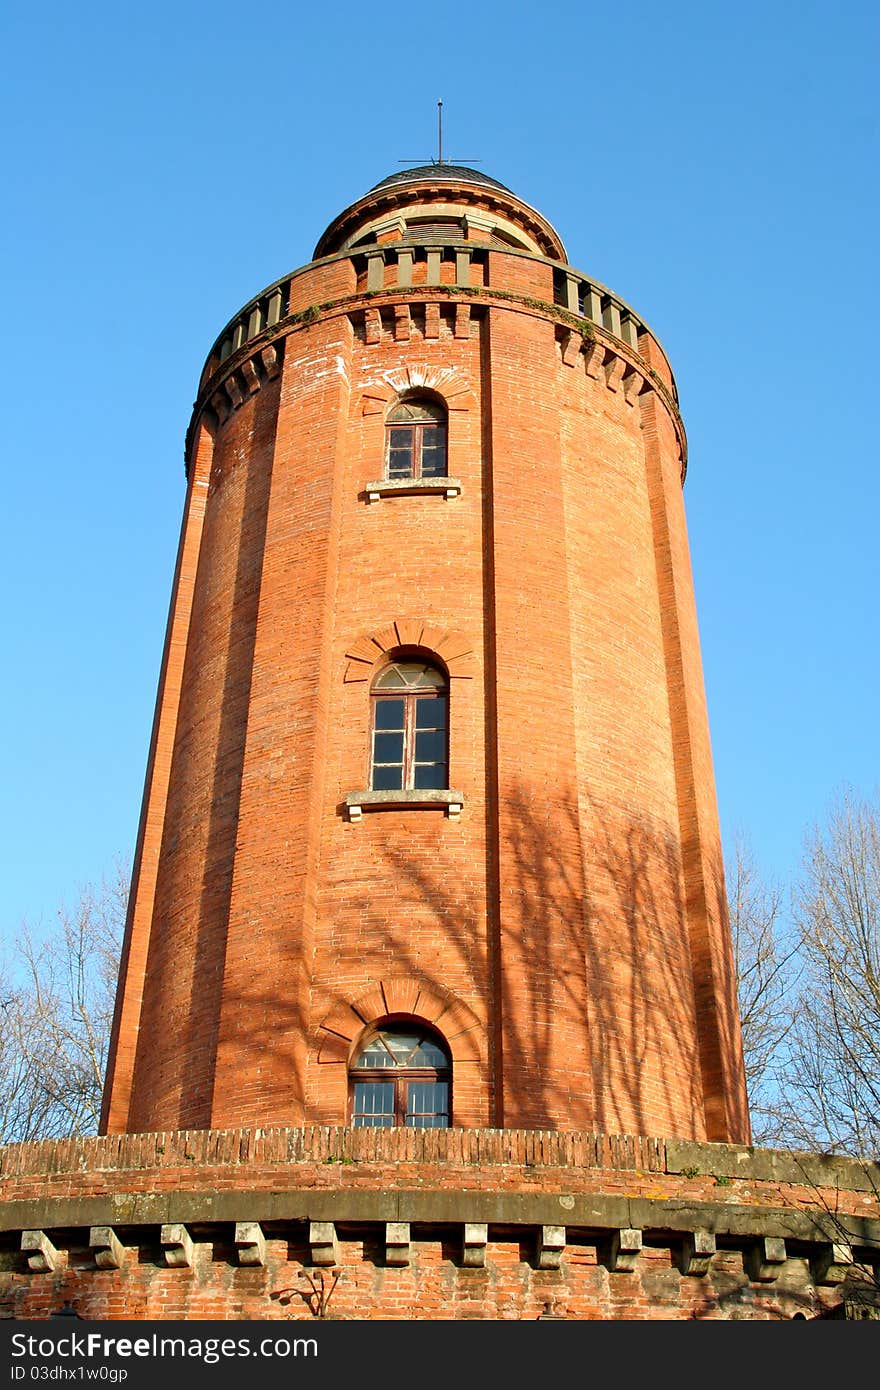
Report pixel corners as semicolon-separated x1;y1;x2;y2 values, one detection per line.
395;1077;407;1126
403;695;416;789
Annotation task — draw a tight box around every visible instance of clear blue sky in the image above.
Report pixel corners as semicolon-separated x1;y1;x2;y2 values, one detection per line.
1;0;877;934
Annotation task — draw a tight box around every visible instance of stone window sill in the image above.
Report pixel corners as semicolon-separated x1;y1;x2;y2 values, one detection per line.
344;789;464;821
363;477;462;503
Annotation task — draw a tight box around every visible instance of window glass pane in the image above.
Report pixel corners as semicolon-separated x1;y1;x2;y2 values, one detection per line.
408;1039;450;1067
374;697;405;726
355;1041;398;1068
374;667;407;690
380;1032;422;1061
372;764;404;790
406;1081;449;1127
413;763;447;789
373;732;404;764
388;400;445;424
388;428;414;478
375;664;445;691
352;1033;450;1129
416;695;447;727
398;663;444;688
420;429;447;477
356;1030;450;1068
415;729;446;761
352;1081;394;1126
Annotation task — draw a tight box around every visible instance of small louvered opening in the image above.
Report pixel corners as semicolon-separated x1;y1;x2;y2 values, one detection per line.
402;220;466;243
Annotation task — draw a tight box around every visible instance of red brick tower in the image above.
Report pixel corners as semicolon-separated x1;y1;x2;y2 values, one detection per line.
101;165;750;1146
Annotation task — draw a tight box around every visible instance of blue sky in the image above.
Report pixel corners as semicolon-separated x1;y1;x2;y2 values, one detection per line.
1;0;877;934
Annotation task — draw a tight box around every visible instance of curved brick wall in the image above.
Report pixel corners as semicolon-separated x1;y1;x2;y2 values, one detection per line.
2;1129;878;1321
101;172;750;1145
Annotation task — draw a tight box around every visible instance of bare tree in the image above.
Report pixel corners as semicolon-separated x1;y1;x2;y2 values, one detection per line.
0;864;127;1144
774;790;880;1159
731;793;880;1159
728;832;800;1145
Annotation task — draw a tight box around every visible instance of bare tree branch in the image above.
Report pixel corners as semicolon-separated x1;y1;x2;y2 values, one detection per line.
729;831;799;1145
773;790;880;1159
0;863;127;1143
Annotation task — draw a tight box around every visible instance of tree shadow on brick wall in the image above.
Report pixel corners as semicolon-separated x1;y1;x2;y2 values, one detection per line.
343;777;727;1139
122;384;279;1131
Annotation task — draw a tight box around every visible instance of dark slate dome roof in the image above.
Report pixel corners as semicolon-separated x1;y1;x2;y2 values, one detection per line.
370;164;512;193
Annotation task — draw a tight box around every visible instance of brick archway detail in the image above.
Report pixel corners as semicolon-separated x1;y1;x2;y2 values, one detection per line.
358;367;477;418
343;619;476;683
317;976;483;1065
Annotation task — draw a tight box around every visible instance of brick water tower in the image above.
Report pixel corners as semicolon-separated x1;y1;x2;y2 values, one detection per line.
101;163;751;1147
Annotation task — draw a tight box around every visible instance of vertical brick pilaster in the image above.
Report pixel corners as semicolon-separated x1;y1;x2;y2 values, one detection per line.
485;308;593;1130
211;316;354;1128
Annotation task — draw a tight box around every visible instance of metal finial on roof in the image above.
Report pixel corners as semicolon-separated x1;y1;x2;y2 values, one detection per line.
398;99;481;168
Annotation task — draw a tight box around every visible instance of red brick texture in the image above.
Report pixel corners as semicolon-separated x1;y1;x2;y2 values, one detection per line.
101;174;751;1146
2;1129;877;1322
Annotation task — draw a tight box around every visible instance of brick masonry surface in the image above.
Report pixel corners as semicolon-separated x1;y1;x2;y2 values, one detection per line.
1;1127;878;1321
100;170;751;1149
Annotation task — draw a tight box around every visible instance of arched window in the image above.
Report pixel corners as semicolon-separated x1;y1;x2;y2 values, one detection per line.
386;398;447;480
370;660;448;791
350;1025;451;1128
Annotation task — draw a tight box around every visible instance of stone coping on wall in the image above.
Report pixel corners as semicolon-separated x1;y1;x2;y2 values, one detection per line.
2;1185;878;1251
1;1126;876;1195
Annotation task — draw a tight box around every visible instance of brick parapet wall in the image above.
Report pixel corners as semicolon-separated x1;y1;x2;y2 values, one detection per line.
2;1126;877;1209
2;1129;878;1321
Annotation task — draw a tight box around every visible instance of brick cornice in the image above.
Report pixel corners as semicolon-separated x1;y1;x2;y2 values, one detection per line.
188;286;687;481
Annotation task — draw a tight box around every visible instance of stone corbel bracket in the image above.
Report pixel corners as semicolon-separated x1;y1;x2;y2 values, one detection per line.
160;1223;194;1269
677;1229;717;1277
386;1221;411;1266
89;1225;124;1270
205;343;283;433
536;1225;566;1270
603;1227;643;1273
745;1236;788;1283
558;324;687;481
462;1222;488;1268
309;1221;339;1267
810;1241;854;1286
21;1229;58;1274
564;329;650;409
234;1221;266;1267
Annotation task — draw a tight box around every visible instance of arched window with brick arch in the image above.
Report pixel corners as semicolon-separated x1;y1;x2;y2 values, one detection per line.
385;395;447;480
370;658;448;791
349;1022;451;1128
